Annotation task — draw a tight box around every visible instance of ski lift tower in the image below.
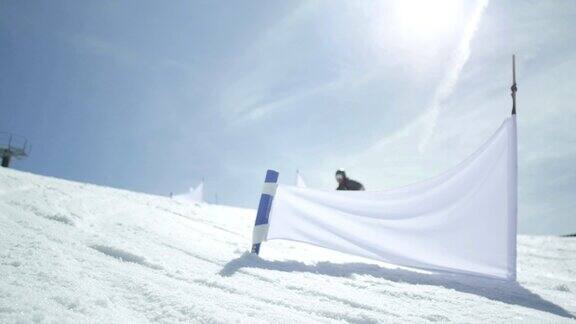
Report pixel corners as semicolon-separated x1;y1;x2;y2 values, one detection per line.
0;132;31;168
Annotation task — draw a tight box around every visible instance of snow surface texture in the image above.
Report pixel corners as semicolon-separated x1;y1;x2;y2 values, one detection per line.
0;167;574;323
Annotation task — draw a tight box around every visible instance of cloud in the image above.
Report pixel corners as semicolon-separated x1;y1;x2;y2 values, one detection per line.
417;0;490;152
216;1;405;126
216;2;321;124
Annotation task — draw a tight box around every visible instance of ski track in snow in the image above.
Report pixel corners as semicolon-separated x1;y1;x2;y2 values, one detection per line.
0;168;575;323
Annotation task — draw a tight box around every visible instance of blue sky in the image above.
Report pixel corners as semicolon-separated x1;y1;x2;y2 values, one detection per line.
1;1;574;235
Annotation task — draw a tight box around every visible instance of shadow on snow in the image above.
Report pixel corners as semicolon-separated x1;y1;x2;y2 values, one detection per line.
220;252;574;319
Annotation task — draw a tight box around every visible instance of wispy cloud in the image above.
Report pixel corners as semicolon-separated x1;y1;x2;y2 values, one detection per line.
217;2;320;125
417;0;490;152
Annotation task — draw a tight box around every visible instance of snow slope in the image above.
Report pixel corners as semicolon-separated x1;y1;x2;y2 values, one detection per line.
0;167;574;323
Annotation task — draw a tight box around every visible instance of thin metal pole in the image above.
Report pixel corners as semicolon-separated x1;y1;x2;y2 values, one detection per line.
511;55;517;115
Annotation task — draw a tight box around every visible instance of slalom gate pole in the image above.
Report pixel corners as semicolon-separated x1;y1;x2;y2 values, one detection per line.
509;54;519;280
251;169;279;254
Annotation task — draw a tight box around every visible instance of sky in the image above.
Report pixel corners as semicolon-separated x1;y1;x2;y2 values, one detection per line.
1;0;575;235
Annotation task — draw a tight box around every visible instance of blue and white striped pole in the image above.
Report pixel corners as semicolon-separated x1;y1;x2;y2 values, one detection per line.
251;169;279;255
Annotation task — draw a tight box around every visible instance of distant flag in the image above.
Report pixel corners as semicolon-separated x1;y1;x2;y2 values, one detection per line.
173;180;204;204
190;181;204;202
296;170;307;188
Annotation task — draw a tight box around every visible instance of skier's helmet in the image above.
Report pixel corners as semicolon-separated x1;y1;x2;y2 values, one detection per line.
335;169;346;183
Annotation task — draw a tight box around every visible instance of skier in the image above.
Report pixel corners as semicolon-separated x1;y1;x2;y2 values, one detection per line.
335;169;364;191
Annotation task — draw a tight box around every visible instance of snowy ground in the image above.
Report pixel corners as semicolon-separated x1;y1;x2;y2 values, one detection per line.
0;167;574;323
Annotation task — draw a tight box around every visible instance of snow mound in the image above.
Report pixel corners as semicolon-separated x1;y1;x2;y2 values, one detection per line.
0;168;575;323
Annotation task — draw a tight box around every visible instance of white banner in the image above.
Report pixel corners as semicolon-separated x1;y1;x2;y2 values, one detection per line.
265;117;517;280
174;181;204;204
296;172;307;188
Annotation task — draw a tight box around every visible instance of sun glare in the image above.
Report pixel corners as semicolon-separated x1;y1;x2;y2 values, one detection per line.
395;0;461;42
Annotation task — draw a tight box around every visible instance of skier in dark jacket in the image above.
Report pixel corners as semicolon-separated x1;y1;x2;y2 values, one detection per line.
335;170;365;191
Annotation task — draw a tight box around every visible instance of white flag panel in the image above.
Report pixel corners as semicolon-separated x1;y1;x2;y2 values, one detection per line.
266;117;517;280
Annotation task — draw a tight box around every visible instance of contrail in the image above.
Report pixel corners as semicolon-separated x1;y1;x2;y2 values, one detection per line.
418;0;490;153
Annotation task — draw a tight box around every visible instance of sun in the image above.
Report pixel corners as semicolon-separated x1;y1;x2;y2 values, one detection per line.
395;0;462;42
